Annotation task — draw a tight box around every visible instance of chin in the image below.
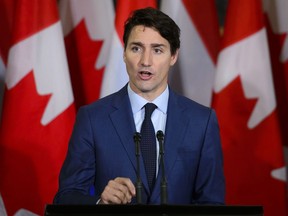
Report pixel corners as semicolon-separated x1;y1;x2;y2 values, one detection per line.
139;84;154;93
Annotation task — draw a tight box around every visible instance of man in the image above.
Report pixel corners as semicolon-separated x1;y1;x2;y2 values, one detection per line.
54;7;225;205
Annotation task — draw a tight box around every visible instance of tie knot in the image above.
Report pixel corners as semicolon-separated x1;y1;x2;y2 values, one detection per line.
144;103;157;119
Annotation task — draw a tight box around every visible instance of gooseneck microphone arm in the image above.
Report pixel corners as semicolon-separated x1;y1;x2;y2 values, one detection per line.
156;130;167;204
133;132;142;204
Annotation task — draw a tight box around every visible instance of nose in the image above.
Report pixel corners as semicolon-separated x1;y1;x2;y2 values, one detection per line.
140;50;152;67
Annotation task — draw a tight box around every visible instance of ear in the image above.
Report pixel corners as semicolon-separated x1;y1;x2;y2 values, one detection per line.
170;49;179;66
123;51;127;63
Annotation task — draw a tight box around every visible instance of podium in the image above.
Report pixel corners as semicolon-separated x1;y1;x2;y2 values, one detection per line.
44;204;263;216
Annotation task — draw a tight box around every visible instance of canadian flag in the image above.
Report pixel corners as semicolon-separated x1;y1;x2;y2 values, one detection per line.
160;0;220;106
100;0;157;98
212;0;287;215
0;0;75;215
59;0;115;109
263;0;288;163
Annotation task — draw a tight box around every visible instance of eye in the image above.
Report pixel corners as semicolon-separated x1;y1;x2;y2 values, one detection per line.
131;46;141;53
154;48;163;54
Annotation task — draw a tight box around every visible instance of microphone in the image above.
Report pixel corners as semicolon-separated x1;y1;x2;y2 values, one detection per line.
133;132;142;204
156;130;168;204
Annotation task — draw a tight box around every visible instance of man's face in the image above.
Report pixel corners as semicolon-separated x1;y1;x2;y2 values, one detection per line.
123;25;178;101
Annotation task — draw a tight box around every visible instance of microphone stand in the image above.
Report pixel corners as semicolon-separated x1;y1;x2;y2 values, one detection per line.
156;130;167;204
133;132;142;204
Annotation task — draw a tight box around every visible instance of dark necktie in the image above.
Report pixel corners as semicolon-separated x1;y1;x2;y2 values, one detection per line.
140;103;157;191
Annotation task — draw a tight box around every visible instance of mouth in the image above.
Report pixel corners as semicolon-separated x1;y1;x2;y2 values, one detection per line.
139;71;152;76
138;70;153;80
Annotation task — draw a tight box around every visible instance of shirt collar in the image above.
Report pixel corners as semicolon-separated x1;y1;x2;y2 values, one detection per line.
128;83;169;114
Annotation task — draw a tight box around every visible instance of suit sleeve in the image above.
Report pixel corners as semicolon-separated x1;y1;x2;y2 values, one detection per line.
53;107;99;204
193;109;225;204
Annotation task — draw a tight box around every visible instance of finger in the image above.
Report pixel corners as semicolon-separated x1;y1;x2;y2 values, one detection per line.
102;179;133;204
101;184;123;204
111;181;133;203
113;189;131;204
115;177;136;196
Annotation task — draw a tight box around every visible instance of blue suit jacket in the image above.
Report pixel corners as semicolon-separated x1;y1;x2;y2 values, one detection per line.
54;85;225;205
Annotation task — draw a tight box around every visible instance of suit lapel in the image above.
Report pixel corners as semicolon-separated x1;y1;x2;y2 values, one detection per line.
109;86;150;193
151;90;189;202
164;92;190;179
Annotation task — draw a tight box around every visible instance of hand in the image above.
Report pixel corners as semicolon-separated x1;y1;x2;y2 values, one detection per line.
99;177;136;204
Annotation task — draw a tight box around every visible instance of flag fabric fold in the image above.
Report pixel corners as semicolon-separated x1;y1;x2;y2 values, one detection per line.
263;0;288;155
212;0;287;215
59;0;115;108
0;0;75;215
160;0;220;106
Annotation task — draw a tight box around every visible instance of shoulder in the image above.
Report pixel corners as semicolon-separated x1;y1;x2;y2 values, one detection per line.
168;89;219;128
78;85;129;116
170;89;213;115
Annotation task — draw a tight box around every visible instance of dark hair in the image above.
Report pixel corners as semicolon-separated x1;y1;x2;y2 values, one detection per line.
123;7;180;55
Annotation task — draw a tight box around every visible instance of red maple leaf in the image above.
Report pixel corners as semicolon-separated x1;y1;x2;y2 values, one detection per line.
65;20;105;109
213;77;287;216
0;71;75;215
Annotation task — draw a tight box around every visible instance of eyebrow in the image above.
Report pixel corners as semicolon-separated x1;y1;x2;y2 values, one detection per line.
129;42;166;48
